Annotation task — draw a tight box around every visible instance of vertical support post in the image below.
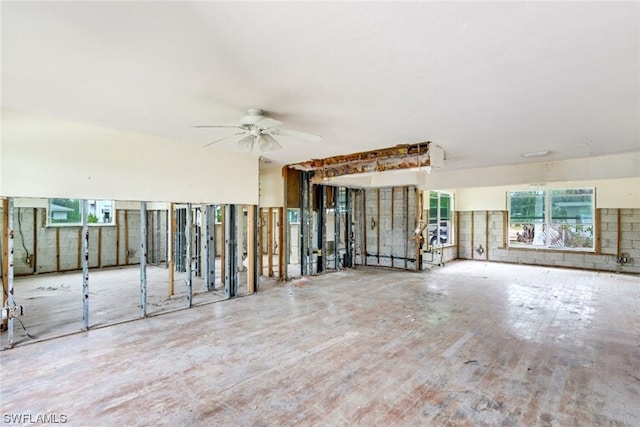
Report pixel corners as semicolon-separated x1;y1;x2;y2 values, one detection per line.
97;227;103;268
168;204;175;297
77;227;82;269
165;209;169;268
124;210;129;265
237;205;245;273
334;187;339;270
267;207;274;277
32;208;38;274
81;199;89;332
248;205;257;294
471;211;475;259
185;203;192;308
116;209;120;266
415;188;422;271
221;206;226;285
140;201;147;318
346;188;353;268
156;210;162;264
362;190;368;267
204;205;216;291
258;209;264;277
195;207;202;277
300;172;308;276
376;189;380;264
317;186;325;273
5;198;15;344
224;204;237;298
2;199;9;332
485;211;489;261
147;210;153;265
391;187;395;268
55;227;61;272
404;187;409;269
306;177;314;275
277;207;284;280
594;208;602;254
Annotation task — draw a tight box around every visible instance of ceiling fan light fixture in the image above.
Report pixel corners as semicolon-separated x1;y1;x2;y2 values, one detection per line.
238;135;254;152
258;133;282;153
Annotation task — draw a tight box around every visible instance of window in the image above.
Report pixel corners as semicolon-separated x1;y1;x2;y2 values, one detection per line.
428;191;453;246
48;198;114;226
288;209;300;224
508;188;594;250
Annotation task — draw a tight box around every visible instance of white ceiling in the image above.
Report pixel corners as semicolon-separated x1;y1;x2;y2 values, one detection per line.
2;1;639;171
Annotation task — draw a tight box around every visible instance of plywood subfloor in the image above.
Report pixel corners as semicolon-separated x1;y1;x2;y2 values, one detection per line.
1;261;639;426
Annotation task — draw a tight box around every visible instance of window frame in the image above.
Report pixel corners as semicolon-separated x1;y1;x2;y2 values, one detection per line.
507;188;595;251
427;191;454;247
47;198;116;227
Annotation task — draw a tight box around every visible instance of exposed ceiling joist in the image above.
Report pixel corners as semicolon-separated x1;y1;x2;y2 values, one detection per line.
290;141;435;183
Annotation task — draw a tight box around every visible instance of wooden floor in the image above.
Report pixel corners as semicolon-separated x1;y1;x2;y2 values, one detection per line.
1;261;639;426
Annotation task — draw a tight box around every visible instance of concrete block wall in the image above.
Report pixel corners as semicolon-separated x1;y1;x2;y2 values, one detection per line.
361;186;418;270
459;208;640;274
0;206;167;276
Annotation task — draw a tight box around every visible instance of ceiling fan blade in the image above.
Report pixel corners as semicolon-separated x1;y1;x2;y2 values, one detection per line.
193;124;245;129
276;128;322;142
255;117;282;129
203;131;247;148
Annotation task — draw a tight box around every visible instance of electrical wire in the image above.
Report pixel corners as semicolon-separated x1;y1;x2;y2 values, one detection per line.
17;208;31;261
0;209;36;339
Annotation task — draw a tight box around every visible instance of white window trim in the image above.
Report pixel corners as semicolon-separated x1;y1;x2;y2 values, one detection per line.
507;188;595;252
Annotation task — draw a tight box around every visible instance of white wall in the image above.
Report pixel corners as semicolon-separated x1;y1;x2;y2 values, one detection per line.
1;110;259;204
259;167;284;207
422;152;640;190
455;177;640;211
324;152;640;192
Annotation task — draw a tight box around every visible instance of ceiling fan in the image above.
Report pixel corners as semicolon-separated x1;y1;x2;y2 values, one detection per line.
195;109;321;154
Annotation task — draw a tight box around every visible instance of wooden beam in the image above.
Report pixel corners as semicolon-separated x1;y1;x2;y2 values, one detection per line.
293;141;432;183
247;206;256;294
267;207;274;277
278;207;284;279
258;209;264;276
2;199;8;331
502;210;508;248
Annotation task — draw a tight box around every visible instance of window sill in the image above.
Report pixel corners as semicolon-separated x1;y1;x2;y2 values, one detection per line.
46;223;116;228
499;246;595;254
